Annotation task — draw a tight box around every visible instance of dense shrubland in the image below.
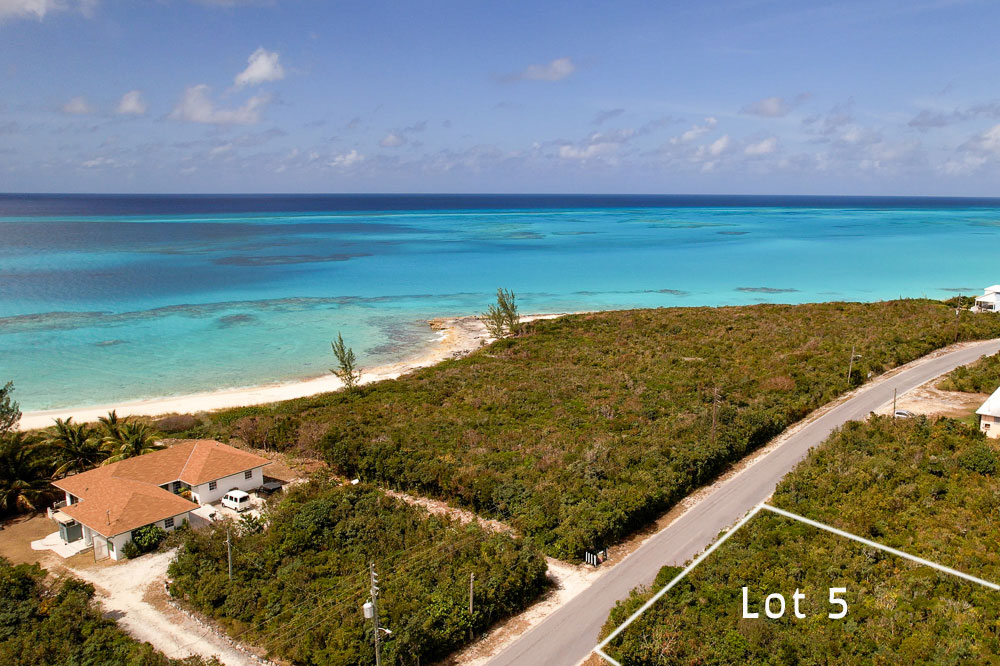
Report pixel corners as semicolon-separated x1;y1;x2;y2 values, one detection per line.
167;483;546;666
0;557;215;666
602;416;1000;664
937;350;1000;393
200;300;1000;559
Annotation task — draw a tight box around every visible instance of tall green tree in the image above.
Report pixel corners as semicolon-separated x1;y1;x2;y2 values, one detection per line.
45;417;107;478
0;433;50;513
330;332;361;392
102;421;164;464
0;381;20;437
480;288;521;339
98;409;123;441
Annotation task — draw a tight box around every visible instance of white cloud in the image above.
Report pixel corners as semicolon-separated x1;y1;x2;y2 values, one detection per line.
169;84;270;125
115;90;147;116
557;129;634;162
60;96;95;115
707;134;731;156
672;117;717;144
380;132;405;147
509;57;575;82
941;154;987;175
234;47;285;88
963;123;1000;155
80;155;130;169
742;96;788;118
329;149;363;168
0;0;93;22
745;136;778;156
741;93;810;118
558;142;617;160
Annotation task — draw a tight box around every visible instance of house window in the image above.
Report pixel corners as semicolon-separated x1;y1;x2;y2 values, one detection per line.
209;480;217;491
164;517;174;529
172;481;182;493
244;470;253;480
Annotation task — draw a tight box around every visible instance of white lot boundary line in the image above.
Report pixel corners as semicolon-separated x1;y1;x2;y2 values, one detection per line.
593;503;1000;666
760;505;1000;591
592;504;764;666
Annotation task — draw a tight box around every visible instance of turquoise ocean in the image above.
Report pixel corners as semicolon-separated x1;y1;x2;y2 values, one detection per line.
2;194;998;411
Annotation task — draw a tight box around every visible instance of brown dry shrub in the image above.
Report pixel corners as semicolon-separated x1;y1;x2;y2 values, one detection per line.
761;375;796;391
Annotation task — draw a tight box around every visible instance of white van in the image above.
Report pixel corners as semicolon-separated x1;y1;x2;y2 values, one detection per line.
221;490;252;512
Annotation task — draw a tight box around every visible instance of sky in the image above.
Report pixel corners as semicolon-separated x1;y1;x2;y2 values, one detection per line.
2;0;1000;195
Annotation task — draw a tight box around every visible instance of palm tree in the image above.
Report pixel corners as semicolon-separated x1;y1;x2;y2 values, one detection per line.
45;417;107;478
102;421;164;464
98;410;122;441
0;432;51;513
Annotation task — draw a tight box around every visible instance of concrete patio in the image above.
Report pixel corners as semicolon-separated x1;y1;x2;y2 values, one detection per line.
31;531;92;559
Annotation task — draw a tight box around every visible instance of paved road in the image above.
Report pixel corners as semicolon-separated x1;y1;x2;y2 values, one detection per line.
487;339;1000;666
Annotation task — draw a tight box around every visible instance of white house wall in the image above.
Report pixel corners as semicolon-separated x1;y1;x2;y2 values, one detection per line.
104;510;190;561
190;466;264;505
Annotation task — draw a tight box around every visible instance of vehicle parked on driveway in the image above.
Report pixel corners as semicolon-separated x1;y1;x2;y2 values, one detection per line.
257;480;283;496
221;490;252;512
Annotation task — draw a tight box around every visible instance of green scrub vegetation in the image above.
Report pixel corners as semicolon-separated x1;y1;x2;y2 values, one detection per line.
201;300;1000;560
0;557;215;666
166;482;546;666
602;416;1000;665
937;350;1000;393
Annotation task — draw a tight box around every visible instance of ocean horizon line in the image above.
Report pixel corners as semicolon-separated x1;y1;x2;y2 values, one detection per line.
5;191;1000;201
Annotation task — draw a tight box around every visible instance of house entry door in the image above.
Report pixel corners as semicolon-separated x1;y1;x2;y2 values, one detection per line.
93;537;109;561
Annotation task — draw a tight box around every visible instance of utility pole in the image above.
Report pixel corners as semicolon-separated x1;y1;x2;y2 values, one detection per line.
468;572;475;640
711;386;719;444
469;572;475;615
370;562;382;666
893;388;897;418
847;344;861;385
847;343;855;383
226;527;232;581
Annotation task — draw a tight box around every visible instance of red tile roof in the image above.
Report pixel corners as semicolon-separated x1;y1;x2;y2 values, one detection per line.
52;439;270;537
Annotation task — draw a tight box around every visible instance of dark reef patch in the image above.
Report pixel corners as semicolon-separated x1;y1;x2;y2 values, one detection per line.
736;287;800;294
217;314;259;327
213;253;371;267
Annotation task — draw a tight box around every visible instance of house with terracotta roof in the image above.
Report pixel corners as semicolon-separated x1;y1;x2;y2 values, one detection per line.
977;387;1000;439
50;439;270;560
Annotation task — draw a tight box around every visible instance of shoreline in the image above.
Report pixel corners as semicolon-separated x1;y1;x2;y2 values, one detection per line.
18;312;573;431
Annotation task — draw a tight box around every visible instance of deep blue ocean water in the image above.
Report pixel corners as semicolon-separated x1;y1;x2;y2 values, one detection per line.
2;193;999;411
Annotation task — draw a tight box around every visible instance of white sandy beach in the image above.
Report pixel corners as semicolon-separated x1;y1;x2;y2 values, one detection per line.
18;313;572;431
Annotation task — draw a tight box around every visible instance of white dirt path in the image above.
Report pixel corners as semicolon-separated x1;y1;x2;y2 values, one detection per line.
65;549;260;666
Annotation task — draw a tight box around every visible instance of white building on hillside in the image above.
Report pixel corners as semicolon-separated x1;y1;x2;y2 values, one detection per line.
49;439;270;560
973;286;1000;313
976;387;1000;439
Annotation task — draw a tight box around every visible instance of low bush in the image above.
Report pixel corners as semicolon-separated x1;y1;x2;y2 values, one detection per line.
602;417;1000;663
167;483;547;666
937;351;1000;393
0;557;216;665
